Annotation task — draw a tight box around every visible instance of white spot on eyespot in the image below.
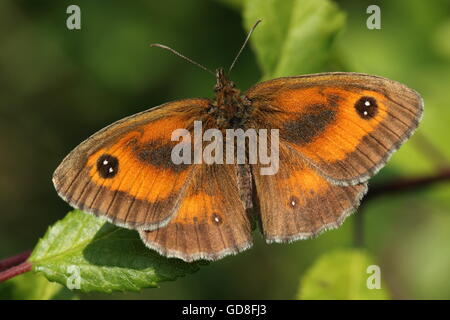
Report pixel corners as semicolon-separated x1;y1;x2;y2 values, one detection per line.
291;200;296;206
211;213;222;224
365;100;371;106
109;167;114;173
103;160;108;165
363;111;368;116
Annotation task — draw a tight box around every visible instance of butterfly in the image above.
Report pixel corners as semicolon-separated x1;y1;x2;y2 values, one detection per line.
53;25;423;262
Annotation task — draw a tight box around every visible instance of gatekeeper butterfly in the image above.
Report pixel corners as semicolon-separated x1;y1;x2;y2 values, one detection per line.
53;22;423;262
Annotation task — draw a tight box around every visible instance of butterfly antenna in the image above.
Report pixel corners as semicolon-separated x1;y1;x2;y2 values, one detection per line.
150;43;215;76
228;19;262;74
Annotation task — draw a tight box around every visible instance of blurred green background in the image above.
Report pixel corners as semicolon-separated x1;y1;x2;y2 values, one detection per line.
1;0;450;299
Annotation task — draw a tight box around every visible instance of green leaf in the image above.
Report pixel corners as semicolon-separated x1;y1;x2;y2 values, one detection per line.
29;210;201;293
297;249;390;300
243;0;346;79
0;271;76;300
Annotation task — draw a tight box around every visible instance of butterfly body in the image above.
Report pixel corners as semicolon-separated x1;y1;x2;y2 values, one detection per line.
53;71;423;261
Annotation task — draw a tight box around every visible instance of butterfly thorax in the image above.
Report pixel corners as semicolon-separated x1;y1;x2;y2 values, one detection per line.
210;68;251;129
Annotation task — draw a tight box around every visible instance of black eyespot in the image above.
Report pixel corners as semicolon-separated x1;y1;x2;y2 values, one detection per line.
211;213;223;225
96;154;119;179
355;96;378;119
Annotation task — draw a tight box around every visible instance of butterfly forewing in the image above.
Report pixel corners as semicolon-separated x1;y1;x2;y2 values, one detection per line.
246;72;423;185
53;99;210;230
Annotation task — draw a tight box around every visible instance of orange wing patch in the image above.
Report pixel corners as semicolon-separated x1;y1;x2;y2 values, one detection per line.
276;88;388;161
85;116;193;204
247;73;423;185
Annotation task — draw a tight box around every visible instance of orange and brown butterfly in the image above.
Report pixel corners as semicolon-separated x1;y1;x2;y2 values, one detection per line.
53;22;423;262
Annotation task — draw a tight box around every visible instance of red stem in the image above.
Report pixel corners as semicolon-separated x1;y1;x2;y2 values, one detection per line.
366;169;450;200
0;262;32;282
354;169;450;247
0;250;32;272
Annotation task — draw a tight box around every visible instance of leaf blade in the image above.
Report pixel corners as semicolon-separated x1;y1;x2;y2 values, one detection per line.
0;272;76;300
30;210;200;293
244;0;346;79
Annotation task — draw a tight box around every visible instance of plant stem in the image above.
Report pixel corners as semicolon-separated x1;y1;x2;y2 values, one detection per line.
0;250;32;272
367;169;450;201
0;262;32;282
354;206;366;247
354;169;450;246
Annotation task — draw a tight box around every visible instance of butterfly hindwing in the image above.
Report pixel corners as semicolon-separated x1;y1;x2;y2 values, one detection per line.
251;144;367;243
139;163;253;262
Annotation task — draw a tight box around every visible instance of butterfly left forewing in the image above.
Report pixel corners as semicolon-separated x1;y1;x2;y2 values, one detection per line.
53;99;209;231
246;72;423;185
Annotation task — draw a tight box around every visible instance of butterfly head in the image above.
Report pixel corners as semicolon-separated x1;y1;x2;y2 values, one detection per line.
213;68;241;107
214;68;235;92
211;68;251;129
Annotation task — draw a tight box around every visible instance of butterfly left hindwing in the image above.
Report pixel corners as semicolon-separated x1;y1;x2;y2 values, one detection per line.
139;163;253;262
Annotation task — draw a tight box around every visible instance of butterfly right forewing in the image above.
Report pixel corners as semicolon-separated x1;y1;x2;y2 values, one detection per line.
246;72;423;186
